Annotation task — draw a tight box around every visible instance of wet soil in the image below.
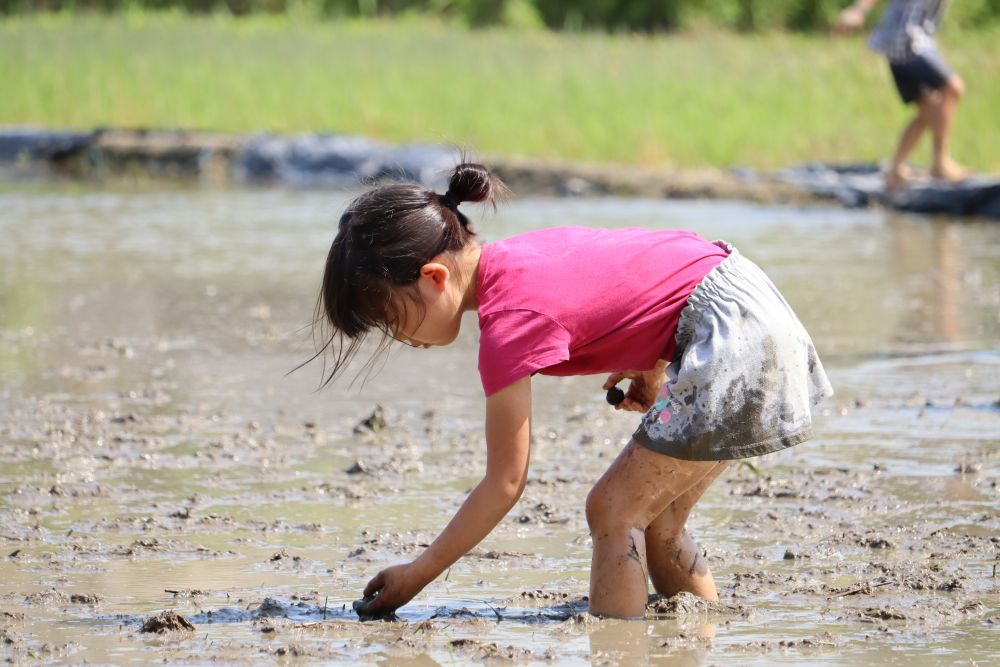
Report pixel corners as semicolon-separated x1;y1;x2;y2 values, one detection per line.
0;184;998;665
139;611;195;634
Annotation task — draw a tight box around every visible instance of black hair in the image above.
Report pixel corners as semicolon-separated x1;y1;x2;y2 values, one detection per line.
306;162;506;387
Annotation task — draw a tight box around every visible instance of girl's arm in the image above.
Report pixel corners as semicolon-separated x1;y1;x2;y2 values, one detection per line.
355;376;532;615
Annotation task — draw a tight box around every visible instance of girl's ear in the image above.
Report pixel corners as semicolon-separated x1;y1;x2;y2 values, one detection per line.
419;262;450;291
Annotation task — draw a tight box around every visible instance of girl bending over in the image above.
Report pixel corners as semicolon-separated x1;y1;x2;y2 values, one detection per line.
315;163;833;619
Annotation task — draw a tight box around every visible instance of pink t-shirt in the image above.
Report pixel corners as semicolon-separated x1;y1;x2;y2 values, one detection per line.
476;227;727;396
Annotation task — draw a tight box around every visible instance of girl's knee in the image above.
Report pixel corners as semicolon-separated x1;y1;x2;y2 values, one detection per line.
585;483;640;535
584;484;612;532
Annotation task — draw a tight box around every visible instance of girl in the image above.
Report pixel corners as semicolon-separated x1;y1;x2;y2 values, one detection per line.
316;163;833;619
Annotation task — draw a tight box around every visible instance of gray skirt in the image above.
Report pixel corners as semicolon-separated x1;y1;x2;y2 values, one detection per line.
633;243;834;461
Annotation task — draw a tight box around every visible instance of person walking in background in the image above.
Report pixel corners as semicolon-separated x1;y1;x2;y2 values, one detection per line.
836;0;969;189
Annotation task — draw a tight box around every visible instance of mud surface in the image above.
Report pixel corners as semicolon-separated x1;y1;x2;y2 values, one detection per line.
1;182;998;665
140;611;195;634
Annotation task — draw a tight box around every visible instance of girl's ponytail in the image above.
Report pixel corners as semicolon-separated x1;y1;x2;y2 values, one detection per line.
447;163;498;204
440;163;508;225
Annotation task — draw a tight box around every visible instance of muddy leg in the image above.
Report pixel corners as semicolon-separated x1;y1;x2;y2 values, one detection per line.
644;461;730;600
586;442;718;618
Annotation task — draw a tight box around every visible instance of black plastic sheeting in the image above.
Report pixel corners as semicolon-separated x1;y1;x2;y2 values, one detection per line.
0;127;96;162
774;163;1000;219
231;134;456;189
2;129;998;218
0;128;456;190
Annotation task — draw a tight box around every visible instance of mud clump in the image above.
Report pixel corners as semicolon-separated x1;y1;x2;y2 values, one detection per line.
113;538;166;556
268;549;300;564
725;632;839;655
69;593;101;605
0;611;24;624
353;406;387;434
139;611;195;633
345;460;371;475
853;607;908;622
448;638;544;661
859;534;893;549
515;502;570;525
273;644;309;656
646;592;751;618
254;598;288;618
845;599;985;626
164;588;208;597
504;590;576;604
254;619;277;634
24;589;69;606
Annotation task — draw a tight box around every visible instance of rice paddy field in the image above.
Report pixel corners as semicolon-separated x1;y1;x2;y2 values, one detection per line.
1;184;998;664
1;12;999;171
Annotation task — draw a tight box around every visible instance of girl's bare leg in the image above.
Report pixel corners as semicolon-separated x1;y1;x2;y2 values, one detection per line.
644;461;730;600
585;442;718;618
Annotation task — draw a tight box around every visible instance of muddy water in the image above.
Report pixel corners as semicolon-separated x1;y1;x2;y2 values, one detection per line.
0;181;997;665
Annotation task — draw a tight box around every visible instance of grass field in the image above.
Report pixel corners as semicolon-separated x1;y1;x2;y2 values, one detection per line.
1;12;998;171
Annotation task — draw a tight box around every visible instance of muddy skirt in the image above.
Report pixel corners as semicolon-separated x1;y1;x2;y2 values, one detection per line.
632;243;834;461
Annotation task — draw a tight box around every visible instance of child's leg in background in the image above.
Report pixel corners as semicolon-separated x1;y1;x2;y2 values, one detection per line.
887;52;968;186
585;442;720;618
929;75;967;180
644;461;729;600
888;95;935;189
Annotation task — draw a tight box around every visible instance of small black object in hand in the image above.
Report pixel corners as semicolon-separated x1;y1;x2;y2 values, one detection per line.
606;386;625;406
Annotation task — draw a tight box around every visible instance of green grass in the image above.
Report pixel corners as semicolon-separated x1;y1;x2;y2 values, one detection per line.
1;12;998;171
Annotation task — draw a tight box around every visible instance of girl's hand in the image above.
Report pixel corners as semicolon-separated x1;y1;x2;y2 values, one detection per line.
603;360;667;412
354;562;427;618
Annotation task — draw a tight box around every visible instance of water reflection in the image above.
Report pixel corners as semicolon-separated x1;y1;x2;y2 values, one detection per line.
378;655;443;667
887;215;963;344
1;185;998;372
588;619;714;666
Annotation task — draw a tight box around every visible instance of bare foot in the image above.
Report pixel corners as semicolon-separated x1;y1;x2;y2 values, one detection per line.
885;165;911;191
931;159;972;183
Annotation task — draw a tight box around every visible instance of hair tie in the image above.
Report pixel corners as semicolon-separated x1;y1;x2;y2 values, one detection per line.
438;192;460;211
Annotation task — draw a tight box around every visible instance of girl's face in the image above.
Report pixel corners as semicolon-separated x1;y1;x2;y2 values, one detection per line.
390;262;463;349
